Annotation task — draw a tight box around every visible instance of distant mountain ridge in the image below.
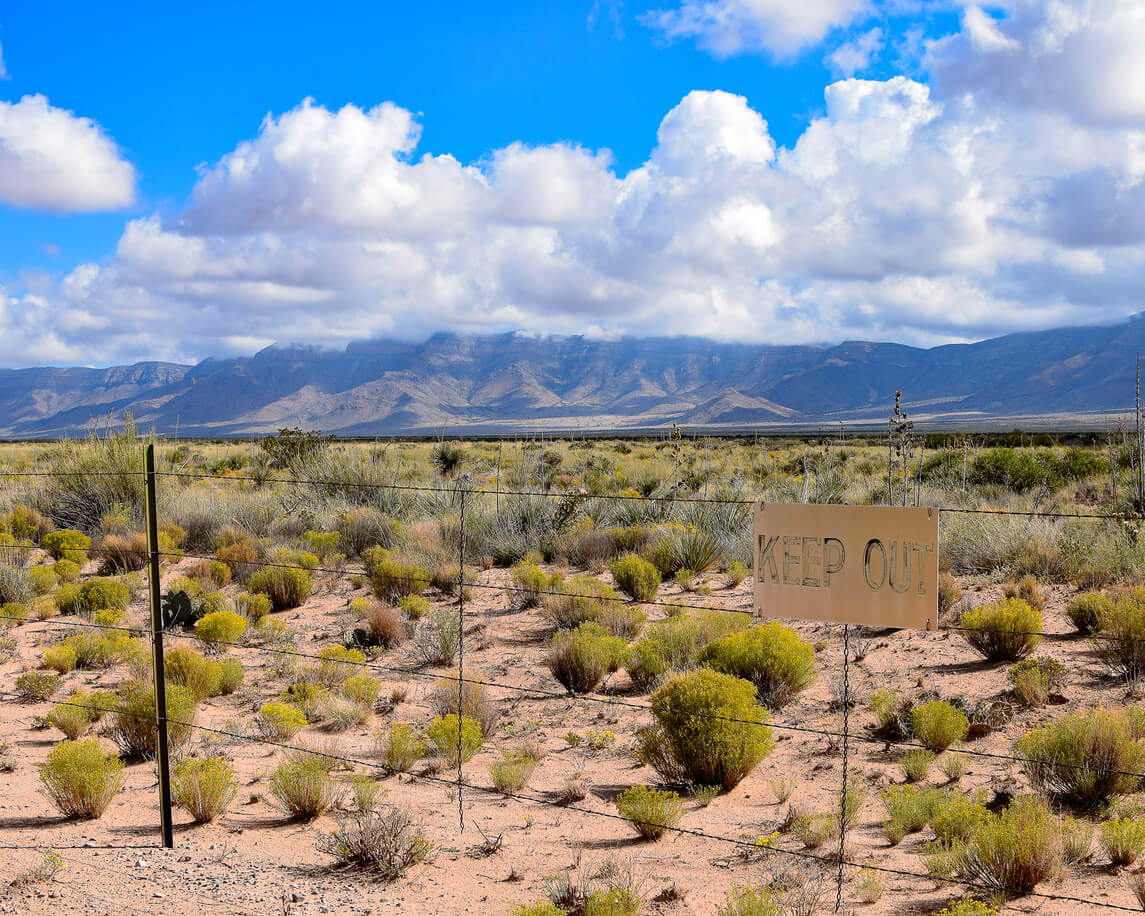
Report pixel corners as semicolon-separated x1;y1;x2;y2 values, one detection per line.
4;317;1145;437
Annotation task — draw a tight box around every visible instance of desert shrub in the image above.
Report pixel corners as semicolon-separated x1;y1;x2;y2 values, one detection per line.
509;561;561;608
172;756;237;823
490;749;541;795
0;564;32;606
958;795;1062;894
882;785;943;844
610;554;661;602
217;657;244;694
47;697;93;739
44;642;77;674
626;615;703;691
194;609;247;650
548;622;627;693
1101;816;1145;866
510;904;563;916
216;539;260;580
317;807;432;879
15;671;59;701
911;700;969;750
540;575;624;630
370;551;429;601
93;533;148;574
28;565;57;596
358;603;407;648
31;595;58;620
338;509;401;557
899;748;935;782
425;714;482;765
343;674;382;707
53;583;80;614
320;693;371;731
259;702;308;739
938;572;962;618
665;527;723;575
399;594;430;619
39;738;124;819
247;565;313;610
164;646;223;701
187;558;232;590
716;885;784;916
234;591;271;622
411;607;461;666
60;632;119;669
303;529;340;561
380;723;425;773
3;506;53;542
930;789;990;843
1002;575;1046;611
941;750;970;782
52;558;80;583
1008;657;1065;706
637;669;773;789
935;899;997;916
584;888;641;916
616;785;684;840
42;530;91;564
1060;815;1094;865
74;577;130;614
270;750;338;819
1014;709;1143;807
958;598;1042;661
310;646;364;687
1066;591;1110;635
285;682;328;719
108;682;196;758
428;677;499;737
724;561;749;588
1094;587;1145;679
698;622;816;708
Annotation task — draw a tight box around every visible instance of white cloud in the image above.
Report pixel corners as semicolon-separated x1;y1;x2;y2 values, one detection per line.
927;0;1145;126
8;0;1145;366
641;0;869;59
0;94;135;212
826;27;884;75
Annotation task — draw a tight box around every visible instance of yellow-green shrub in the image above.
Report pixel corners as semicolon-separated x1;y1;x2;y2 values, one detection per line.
958;598;1042;661
258;702;308;739
548;622;626;693
637;669;773;790
1094;587;1145;679
957;795;1061;894
380;723;425;773
1014;709;1142;807
698;622;816;708
28;566;57;596
172;756;237;823
615;785;684;840
53;559;80;583
1066;591;1110;635
235;591;271;622
42;529;91;564
47;698;93;739
15;670;59;701
425;714;482;765
248;566;313;609
107;682;196;757
38;738;124;818
164;646;222;701
194;610;247;649
911;700;969;750
44;642;77;674
610;554;661;602
217;657;244;694
269;750;337;819
369;551;429;601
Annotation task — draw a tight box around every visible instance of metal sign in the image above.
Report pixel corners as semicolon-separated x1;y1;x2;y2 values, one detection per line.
753;503;938;629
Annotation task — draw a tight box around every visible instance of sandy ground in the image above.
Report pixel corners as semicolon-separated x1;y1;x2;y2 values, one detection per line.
1;559;1142;915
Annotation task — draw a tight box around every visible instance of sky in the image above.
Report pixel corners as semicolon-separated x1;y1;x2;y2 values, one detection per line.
2;0;1145;368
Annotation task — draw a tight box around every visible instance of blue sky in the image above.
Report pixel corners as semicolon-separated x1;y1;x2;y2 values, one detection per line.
1;1;1144;366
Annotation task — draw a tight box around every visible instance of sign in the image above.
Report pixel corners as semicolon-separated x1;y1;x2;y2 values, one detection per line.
753;503;938;629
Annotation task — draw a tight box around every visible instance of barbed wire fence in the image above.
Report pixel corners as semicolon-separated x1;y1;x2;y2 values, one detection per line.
2;451;1145;911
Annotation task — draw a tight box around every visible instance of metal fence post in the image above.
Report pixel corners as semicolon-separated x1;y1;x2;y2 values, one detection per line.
835;622;851;912
145;443;174;849
456;487;467;833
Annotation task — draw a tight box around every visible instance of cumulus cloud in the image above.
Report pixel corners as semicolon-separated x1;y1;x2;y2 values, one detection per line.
826;26;884;75
7;0;1145;367
0;94;135;212
641;0;869;59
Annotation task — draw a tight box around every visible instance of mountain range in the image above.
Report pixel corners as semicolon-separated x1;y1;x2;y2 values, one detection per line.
4;316;1145;437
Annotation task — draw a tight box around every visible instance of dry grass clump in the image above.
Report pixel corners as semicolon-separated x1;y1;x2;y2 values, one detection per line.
1100;815;1145;866
93;532;148;574
39;738;125;819
359;603;407;648
317;806;433;879
1007;656;1065;706
107;682;196;758
1093;587;1145;679
1002;574;1046;611
377;723;425;774
490;747;543;795
247;565;313;609
1066;591;1111;635
411;607;460;666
